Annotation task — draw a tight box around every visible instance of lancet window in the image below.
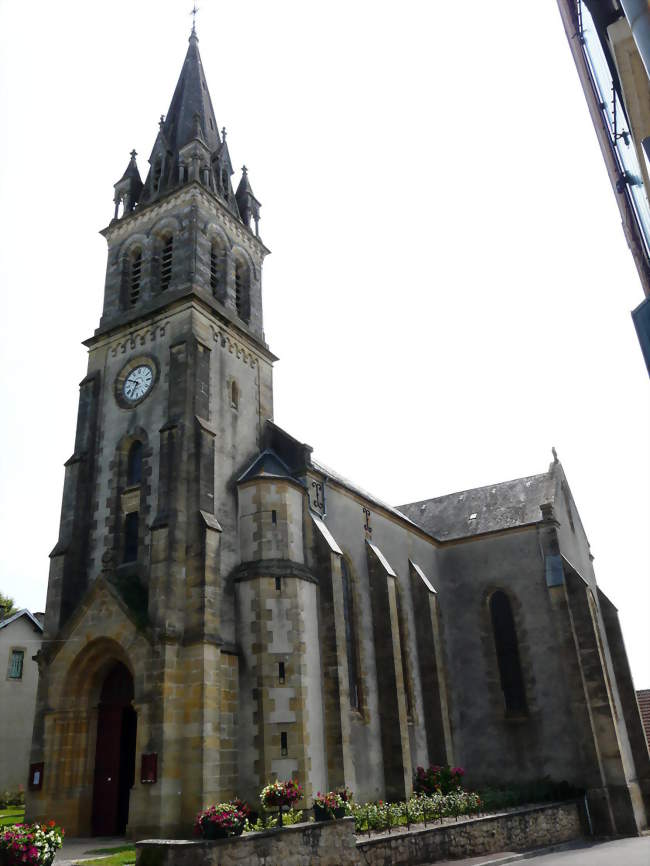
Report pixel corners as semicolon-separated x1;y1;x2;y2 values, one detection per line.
489;590;527;716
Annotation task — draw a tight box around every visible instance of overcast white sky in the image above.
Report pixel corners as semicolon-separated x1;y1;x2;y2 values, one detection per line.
0;1;648;687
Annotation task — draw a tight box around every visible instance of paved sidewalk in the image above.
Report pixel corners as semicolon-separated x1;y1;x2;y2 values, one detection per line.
54;838;130;865
425;840;593;866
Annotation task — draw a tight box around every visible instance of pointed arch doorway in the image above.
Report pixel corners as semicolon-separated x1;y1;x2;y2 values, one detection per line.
91;662;137;836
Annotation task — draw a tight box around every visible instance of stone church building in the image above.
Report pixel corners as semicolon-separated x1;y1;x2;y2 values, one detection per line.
26;27;649;839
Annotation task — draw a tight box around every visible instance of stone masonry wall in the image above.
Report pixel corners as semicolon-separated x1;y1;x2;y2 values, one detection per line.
136;818;357;866
135;802;582;866
356;802;583;866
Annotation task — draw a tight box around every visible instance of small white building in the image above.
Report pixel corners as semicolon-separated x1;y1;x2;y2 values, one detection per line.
0;610;43;791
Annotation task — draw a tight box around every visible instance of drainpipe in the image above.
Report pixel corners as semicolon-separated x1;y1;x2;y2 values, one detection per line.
619;0;650;80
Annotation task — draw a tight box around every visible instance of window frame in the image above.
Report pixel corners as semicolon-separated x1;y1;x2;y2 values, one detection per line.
7;647;25;681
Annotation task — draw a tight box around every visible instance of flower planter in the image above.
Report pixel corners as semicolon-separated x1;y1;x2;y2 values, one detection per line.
313;803;333;822
313;803;347;821
194;803;247;839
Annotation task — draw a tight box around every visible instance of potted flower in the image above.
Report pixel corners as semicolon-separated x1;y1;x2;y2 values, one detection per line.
260;780;302;826
0;821;65;866
413;764;465;796
312;791;346;821
193;803;247;840
337;786;354;809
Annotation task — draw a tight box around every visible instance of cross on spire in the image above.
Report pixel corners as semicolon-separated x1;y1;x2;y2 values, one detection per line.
190;3;199;33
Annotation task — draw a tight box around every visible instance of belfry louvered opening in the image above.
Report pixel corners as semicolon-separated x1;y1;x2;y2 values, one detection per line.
129;250;142;305
160;236;173;290
210;240;224;294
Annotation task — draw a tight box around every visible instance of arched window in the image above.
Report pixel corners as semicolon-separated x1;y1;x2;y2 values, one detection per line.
221;168;229;199
129;249;142;305
234;258;249;320
230;380;239;409
123;512;139;563
489;591;527;716
160;235;173;290
341;559;360;710
127;441;143;486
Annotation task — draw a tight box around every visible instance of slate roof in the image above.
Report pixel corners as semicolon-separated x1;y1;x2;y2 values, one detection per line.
637;690;650;747
310;458;421;529
238;449;294;483
262;421;557;543
161;29;221;158
398;472;553;541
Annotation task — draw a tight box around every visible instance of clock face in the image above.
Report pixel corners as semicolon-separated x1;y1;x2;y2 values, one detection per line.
123;365;153;402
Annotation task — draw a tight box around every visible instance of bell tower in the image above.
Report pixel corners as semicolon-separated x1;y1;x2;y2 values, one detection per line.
29;27;275;837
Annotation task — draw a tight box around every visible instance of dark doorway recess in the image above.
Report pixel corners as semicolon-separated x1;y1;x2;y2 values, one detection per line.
91;662;137;836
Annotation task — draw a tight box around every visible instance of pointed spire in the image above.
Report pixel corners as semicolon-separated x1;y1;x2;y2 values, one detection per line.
236;165;261;236
132;31;261;233
160;25;220;154
113;150;143;219
120;149;142;183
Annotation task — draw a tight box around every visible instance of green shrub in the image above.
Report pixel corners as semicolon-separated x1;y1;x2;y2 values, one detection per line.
351;790;482;834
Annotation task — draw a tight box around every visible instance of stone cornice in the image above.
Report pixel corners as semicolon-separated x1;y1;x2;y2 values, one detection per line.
232;559;318;585
83;295;278;363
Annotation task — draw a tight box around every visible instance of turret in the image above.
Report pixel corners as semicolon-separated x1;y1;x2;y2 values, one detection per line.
113;150;143;219
236;166;261;236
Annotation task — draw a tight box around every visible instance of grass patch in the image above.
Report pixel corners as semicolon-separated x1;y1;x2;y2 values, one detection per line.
86;847;137;856
79;850;136;866
0;807;25;826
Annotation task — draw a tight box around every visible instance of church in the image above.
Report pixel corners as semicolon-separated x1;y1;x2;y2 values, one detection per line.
26;26;650;840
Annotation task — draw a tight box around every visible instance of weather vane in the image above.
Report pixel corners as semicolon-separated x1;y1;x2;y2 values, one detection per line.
190;3;199;32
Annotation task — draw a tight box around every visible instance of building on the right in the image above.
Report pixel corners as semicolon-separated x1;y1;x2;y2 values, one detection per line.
557;0;650;374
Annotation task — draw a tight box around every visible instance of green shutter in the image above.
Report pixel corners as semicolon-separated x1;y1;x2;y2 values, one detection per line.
9;650;24;679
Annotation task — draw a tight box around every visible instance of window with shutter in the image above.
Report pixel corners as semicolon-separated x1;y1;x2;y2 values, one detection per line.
8;649;24;679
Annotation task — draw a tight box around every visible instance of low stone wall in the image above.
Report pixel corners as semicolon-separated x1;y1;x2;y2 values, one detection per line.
136;817;357;866
135;801;583;866
356;801;583;865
